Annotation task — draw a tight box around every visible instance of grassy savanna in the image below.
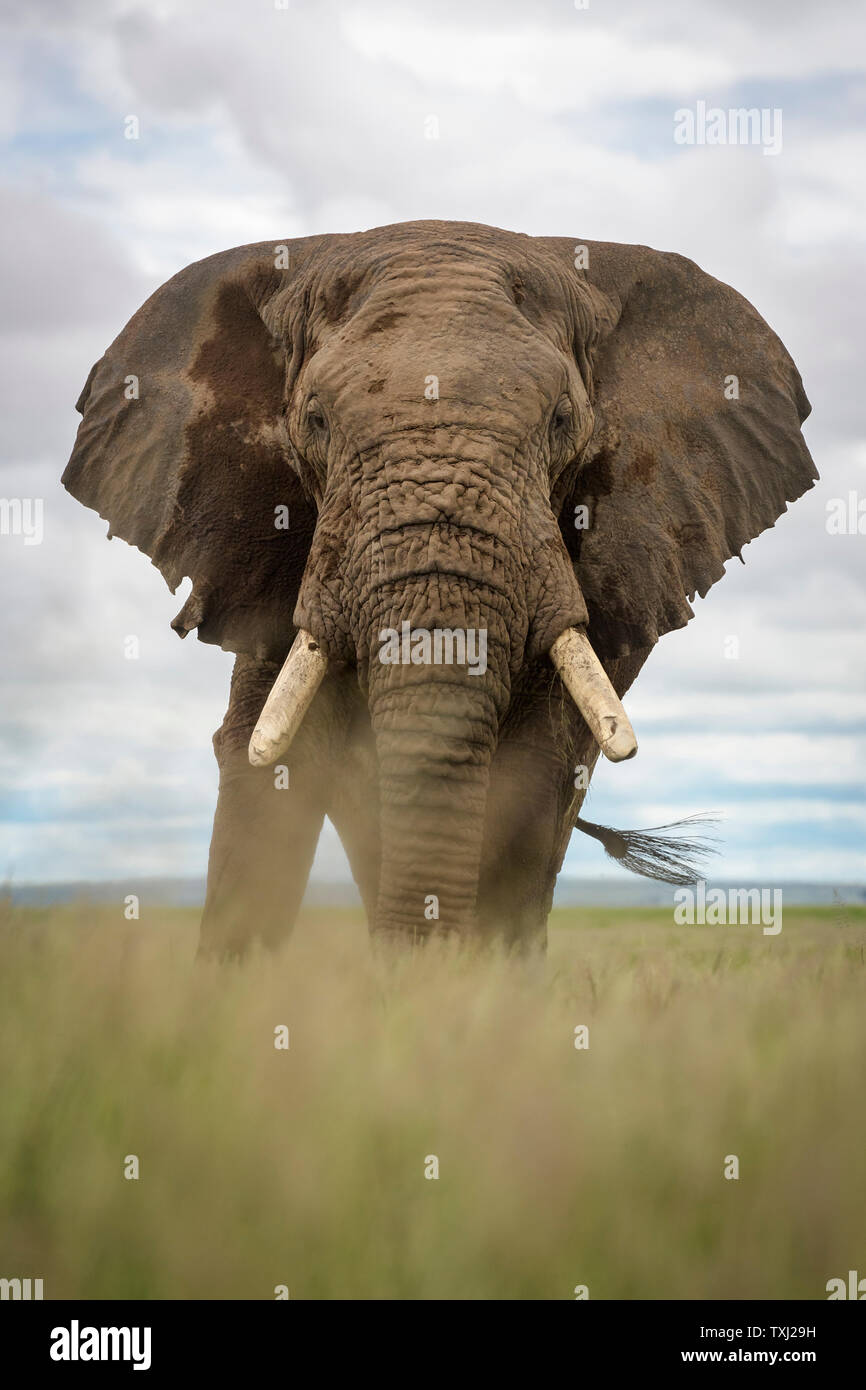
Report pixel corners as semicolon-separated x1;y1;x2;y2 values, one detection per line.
1;900;864;1300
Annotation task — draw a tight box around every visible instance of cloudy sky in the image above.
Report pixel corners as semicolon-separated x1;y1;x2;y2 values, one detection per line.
1;0;864;892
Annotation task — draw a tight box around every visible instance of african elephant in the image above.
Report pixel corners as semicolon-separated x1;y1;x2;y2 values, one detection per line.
63;220;816;954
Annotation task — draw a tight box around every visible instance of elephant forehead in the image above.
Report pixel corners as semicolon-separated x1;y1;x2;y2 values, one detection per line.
308;297;569;414
299;233;581;342
326;345;566;432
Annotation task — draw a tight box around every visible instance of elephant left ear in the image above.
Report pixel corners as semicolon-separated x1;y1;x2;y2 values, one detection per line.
550;239;818;659
62;239;323;660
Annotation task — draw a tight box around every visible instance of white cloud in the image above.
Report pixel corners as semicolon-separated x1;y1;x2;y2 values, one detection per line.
342;17;735;113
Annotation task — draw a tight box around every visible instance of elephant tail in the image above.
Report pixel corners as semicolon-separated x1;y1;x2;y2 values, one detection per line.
574;814;720;886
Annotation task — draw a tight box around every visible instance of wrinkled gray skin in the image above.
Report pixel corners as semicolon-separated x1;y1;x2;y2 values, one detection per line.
63;221;817;954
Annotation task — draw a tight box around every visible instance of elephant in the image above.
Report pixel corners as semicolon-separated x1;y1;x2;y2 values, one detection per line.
62;220;817;955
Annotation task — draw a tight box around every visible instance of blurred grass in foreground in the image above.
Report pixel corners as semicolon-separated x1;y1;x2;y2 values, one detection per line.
1;900;864;1299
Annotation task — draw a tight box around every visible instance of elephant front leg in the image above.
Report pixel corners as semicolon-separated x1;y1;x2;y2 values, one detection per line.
477;651;650;952
477;672;600;953
477;743;571;953
198;653;332;959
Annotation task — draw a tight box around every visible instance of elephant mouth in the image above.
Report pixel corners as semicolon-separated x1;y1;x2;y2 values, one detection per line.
247;624;637;769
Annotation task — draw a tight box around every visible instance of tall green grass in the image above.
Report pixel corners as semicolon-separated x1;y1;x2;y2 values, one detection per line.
1;901;864;1299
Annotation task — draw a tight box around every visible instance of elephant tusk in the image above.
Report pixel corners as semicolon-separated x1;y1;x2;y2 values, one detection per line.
549;628;638;763
248;629;328;767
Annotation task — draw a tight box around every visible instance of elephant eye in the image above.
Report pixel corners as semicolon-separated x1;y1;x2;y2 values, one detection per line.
305;399;329;436
552;398;573;433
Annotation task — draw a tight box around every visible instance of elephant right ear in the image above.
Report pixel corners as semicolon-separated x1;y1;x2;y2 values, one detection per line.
548;238;818;660
62;239;323;659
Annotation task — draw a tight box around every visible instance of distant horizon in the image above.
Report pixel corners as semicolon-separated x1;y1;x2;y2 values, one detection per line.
8;874;865;910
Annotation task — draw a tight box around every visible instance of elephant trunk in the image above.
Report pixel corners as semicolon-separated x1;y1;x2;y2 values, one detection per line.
370;678;497;938
363;580;511;939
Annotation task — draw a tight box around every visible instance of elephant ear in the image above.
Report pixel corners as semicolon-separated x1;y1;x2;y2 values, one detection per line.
62;238;323;659
550;239;818;659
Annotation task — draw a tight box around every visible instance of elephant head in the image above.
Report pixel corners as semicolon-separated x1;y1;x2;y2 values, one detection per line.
63;221;816;940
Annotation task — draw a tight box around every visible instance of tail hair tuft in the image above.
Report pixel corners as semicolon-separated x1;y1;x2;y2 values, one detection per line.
575;813;720;886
